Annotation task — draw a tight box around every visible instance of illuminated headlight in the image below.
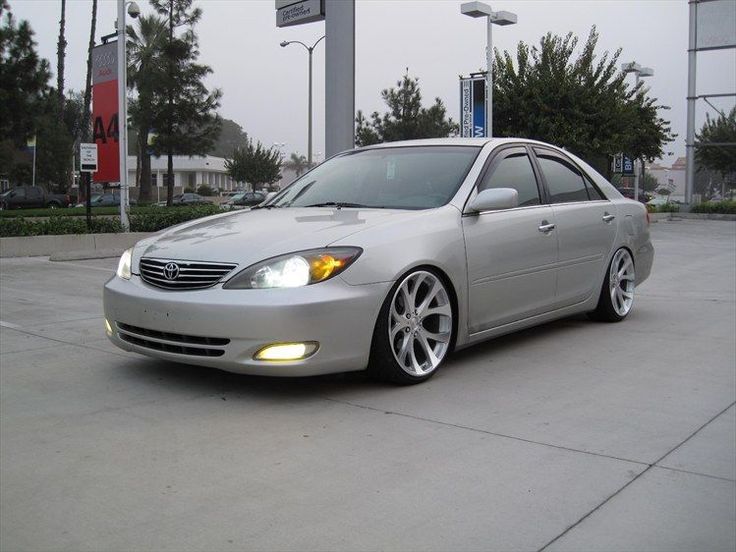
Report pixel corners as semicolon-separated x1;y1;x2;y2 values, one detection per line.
223;247;362;289
116;248;132;280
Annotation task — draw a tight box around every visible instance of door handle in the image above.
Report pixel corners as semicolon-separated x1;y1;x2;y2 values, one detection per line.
538;222;556;233
602;213;615;223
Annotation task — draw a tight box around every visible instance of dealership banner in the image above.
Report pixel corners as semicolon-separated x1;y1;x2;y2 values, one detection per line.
91;42;119;183
459;75;487;138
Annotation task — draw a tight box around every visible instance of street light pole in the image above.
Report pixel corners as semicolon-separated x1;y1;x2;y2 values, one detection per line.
116;0;129;230
486;14;492;137
461;2;517;138
116;0;139;229
281;36;325;167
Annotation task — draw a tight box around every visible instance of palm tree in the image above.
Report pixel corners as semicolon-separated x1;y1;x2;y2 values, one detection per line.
127;14;167;204
284;152;309;177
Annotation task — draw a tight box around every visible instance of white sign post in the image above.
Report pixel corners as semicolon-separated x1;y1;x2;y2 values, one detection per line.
80;143;98;173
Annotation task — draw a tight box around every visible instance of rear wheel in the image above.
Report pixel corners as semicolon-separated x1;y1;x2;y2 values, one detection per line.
368;269;454;384
589;248;635;322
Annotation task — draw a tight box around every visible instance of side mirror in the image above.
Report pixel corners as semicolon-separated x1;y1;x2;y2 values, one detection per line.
468;188;519;212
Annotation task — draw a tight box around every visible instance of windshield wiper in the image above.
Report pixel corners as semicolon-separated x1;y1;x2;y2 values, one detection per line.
303;202;369;209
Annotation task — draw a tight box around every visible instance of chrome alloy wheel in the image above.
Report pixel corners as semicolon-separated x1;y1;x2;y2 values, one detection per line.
610;249;635;317
388;270;452;376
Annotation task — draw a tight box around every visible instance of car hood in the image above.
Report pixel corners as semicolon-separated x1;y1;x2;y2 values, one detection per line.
133;207;423;269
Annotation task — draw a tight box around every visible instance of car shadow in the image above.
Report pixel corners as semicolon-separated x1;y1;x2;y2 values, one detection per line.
116;314;598;400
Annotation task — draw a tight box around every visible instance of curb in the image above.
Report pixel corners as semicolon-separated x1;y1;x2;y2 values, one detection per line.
0;232;153;258
649;212;736;222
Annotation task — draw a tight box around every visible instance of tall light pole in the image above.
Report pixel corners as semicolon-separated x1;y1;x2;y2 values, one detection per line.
116;0;139;230
460;2;517;138
280;36;325;167
622;61;654;202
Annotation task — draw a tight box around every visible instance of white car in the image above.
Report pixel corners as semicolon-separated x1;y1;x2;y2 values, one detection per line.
104;138;653;384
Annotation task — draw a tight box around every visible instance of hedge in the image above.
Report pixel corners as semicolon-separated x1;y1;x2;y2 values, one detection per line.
690;200;736;214
0;205;178;218
0;204;222;237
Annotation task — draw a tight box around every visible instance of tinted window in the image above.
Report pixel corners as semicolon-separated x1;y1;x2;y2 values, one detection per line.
535;150;588;203
272;146;480;210
27;187;42;198
584;177;605;200
479;149;540;207
13;188;26;198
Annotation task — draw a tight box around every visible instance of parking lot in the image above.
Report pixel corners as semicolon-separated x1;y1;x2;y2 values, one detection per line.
1;219;734;552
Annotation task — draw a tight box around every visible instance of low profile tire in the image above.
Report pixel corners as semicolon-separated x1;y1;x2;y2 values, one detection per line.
589;247;636;322
368;269;454;384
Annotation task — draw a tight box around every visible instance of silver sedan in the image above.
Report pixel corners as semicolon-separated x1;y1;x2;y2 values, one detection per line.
104;138;653;384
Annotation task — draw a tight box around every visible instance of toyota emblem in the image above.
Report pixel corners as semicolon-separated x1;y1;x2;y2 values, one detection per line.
163;262;180;280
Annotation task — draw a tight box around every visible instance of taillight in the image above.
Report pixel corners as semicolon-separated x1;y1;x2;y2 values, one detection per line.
646;211;651;225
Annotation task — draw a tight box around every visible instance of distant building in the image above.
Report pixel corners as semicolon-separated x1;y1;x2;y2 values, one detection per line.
647;157;686;201
126;155;238;195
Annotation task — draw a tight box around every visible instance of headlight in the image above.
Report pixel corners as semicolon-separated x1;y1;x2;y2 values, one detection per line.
116;248;132;280
223;247;362;289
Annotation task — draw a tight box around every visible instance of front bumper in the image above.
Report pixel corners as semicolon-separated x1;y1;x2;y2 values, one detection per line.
103;274;391;376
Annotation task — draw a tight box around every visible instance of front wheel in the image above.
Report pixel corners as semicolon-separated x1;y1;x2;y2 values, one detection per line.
589;248;636;322
368;269;454;384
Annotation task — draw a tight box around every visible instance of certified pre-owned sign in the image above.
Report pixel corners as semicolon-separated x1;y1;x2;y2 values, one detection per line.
276;0;324;27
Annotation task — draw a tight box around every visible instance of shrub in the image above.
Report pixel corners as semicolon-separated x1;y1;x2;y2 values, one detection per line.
0;216;123;237
196;184;216;196
0;205;221;237
128;204;221;232
655;203;680;213
690;200;736;214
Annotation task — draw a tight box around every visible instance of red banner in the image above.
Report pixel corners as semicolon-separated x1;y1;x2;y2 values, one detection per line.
91;42;119;183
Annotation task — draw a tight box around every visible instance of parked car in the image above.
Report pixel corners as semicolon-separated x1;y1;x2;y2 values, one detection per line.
647;196;681;207
221;191;267;210
0;186;71;210
105;138;653;384
75;192;138;208
157;193;213;207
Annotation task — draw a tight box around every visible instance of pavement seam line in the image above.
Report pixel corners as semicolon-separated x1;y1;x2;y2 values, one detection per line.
321;396;649;468
0;325;134;359
652;464;736;483
536;399;736;552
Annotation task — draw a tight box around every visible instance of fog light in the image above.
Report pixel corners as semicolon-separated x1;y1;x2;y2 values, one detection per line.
254;342;318;361
104;319;113;336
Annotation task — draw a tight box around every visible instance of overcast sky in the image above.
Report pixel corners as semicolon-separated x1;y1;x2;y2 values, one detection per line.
8;0;736;164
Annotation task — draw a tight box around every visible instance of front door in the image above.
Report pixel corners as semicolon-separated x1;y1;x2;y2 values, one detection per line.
463;146;559;333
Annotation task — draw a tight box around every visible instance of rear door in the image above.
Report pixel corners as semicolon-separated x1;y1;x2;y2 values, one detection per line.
532;147;617;307
27;186;44;208
463;146;559;333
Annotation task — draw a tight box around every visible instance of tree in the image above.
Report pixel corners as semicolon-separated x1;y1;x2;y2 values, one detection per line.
355;72;457;146
283;152;309;176
0;5;51;146
208;118;248;157
493;27;674;177
225;139;282;191
696;106;736;194
127;13;167;203
150;0;222;206
56;0;66;120
0;4;51;183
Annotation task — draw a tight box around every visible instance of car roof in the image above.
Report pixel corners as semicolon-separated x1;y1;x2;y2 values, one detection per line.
355;137;569;151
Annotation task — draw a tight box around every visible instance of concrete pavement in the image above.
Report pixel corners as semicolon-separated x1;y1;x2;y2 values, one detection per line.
1;219;734;551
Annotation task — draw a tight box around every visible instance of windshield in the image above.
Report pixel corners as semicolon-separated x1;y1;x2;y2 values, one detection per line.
270;146;480;210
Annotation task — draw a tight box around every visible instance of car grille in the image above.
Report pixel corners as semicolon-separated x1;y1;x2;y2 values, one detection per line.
116;322;229;357
138;258;237;290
